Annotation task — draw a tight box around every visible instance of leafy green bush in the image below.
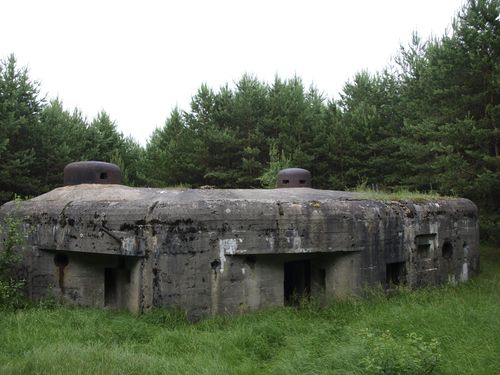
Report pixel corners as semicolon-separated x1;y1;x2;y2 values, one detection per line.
360;329;440;375
480;213;500;245
0;205;27;309
0;279;25;309
259;144;292;188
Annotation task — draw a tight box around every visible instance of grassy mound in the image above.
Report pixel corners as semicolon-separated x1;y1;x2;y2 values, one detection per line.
0;246;498;374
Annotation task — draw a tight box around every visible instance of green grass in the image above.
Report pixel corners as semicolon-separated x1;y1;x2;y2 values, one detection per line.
0;246;499;375
354;187;446;202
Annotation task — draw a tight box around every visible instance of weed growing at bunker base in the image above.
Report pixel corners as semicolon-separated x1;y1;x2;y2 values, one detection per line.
0;199;28;309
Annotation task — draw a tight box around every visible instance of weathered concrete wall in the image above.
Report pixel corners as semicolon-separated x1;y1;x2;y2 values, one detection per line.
0;185;479;318
18;248;142;311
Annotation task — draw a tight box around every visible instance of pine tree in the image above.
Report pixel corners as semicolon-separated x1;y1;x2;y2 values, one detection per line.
0;55;43;202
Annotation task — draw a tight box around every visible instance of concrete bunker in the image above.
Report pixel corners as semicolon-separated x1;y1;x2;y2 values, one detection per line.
0;163;480;318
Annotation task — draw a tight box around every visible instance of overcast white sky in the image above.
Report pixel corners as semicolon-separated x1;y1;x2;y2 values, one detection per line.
1;0;464;145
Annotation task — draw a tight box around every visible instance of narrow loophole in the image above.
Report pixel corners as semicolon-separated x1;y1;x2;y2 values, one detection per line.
210;259;221;271
54;254;69;267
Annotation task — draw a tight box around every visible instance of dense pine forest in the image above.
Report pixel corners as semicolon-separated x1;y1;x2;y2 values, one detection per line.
0;0;498;242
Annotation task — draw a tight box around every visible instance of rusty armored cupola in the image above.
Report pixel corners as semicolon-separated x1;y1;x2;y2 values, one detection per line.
63;161;122;186
277;168;312;188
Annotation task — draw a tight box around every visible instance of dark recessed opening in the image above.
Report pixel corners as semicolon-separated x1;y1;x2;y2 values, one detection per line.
442;242;453;259
104;268;117;306
284;260;311;305
53;254;69;267
386;262;405;286
245;255;257;269
299;180;306;184
282;179;290;184
210;259;221;271
100;172;108;180
117;257;126;269
417;244;431;257
319;268;326;292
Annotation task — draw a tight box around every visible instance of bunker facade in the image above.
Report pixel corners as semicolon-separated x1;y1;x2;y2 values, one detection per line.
0;184;479;318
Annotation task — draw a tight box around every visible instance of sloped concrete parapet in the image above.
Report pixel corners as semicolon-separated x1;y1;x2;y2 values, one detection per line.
0;185;479;318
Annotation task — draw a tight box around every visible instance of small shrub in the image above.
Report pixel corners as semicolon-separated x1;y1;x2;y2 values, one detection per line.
359;329;440;375
259;144;292;188
480;213;500;245
0;279;25;309
0;201;27;309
